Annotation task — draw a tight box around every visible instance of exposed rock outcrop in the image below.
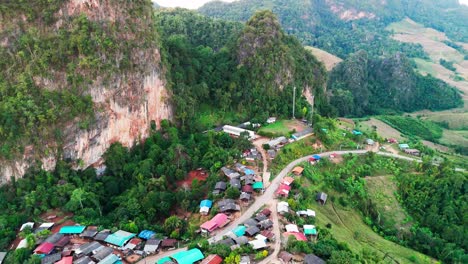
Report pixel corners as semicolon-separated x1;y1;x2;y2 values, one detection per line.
0;0;172;182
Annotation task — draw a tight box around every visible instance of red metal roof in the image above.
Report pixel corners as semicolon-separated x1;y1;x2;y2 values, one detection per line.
34;242;55;254
276;184;291;196
283;232;307;241
56;256;73;264
201;213;229;232
200;254;223;264
242;185;253;193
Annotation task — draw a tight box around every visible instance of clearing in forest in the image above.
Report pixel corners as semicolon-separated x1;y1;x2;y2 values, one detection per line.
359;118;405;141
365;176;412;232
258;120;307;137
311;197;433;263
387;18;468;102
305;46;343;71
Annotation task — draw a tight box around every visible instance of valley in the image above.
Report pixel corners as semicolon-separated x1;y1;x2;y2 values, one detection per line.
0;1;466;264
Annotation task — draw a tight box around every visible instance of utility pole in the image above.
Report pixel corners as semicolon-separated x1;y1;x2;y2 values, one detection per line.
292;86;296;119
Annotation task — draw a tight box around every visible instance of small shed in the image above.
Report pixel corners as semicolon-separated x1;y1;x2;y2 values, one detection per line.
232;226;246;237
243;218;258;228
249;239;267;250
80;228;98;239
245;226;260;237
240;256;251;264
277;201;289;214
218;238;235;247
254;214;268;222
276;184;291;197
99;254;119;264
41;253;62;264
94;230;110;242
20;222;34;231
240;192;251;202
283;232;307;241
252;181;264;190
399;143;410;150
92;247;113;261
296;209;316;217
201;254;223;264
214;181;227;191
291;166;304;175
258;219;273;230
104;230;136;247
161;238;177;248
138;230;156;240
200;200;213;215
304;225;317;236
59;225;86;235
304;254;326;264
143;239;162;253
285;224;299;233
34;242;55;254
45;233;64;245
54;236;70;249
366;138;375;145
55;256;72;264
404;149;420;156
230;179;241;189
267;117;277;124
242;185;254;193
234;236;249;245
279;251;293;263
316;192;328;205
352;130;363;135
261;230;275;240
282;177;294;186
260;208;272;217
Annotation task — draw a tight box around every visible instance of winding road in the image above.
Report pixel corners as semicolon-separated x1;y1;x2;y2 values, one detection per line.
138;150;464;264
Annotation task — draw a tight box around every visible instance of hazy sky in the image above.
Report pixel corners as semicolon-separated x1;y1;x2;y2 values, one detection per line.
154;0;236;10
155;0;468;9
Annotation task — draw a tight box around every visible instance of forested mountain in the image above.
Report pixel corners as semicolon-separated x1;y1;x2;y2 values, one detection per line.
200;0;467;117
200;0;468;57
0;0;172;179
329;51;463;116
156;9;329;130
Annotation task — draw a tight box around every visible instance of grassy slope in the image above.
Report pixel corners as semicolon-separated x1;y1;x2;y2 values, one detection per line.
305;46;343;71
258;120;299;136
311;195;433;263
365;176;411;232
295;163;434;263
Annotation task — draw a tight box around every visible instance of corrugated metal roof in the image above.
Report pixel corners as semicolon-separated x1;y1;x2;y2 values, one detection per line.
98;253;119;264
59;225;86;234
104;230;135;247
172;248;204;264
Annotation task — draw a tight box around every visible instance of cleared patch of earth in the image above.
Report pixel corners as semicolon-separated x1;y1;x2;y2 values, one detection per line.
305;46;343;71
387;18;468;104
360;118;405;141
365;175;412;233
421;140;451;153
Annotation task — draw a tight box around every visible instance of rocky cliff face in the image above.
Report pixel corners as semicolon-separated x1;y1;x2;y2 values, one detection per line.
0;0;172;182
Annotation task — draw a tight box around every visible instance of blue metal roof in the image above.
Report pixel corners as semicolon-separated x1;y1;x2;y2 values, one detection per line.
352;130;363;135
244;169;254;175
312;154;321;160
138;230;155;240
200;200;213;208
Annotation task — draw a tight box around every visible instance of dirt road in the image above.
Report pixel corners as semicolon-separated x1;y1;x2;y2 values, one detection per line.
253;137;271;187
138;149;463;263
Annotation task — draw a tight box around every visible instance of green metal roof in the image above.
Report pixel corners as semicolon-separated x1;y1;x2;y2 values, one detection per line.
104;230;135;247
233;225;246;237
304;227;317;235
171;248;204;264
157;257;172;264
252;182;264;189
59;226;86;234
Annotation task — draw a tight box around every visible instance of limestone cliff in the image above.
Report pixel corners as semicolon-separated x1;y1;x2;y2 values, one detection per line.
0;0;172;182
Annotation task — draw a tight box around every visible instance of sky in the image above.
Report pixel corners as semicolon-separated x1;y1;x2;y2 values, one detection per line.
154;0;468;9
154;0;236;10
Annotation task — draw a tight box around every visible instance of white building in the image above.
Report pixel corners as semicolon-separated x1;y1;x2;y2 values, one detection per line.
223;125;256;140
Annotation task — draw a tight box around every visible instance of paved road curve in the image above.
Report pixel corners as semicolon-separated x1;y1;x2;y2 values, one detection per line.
139;150;464;263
